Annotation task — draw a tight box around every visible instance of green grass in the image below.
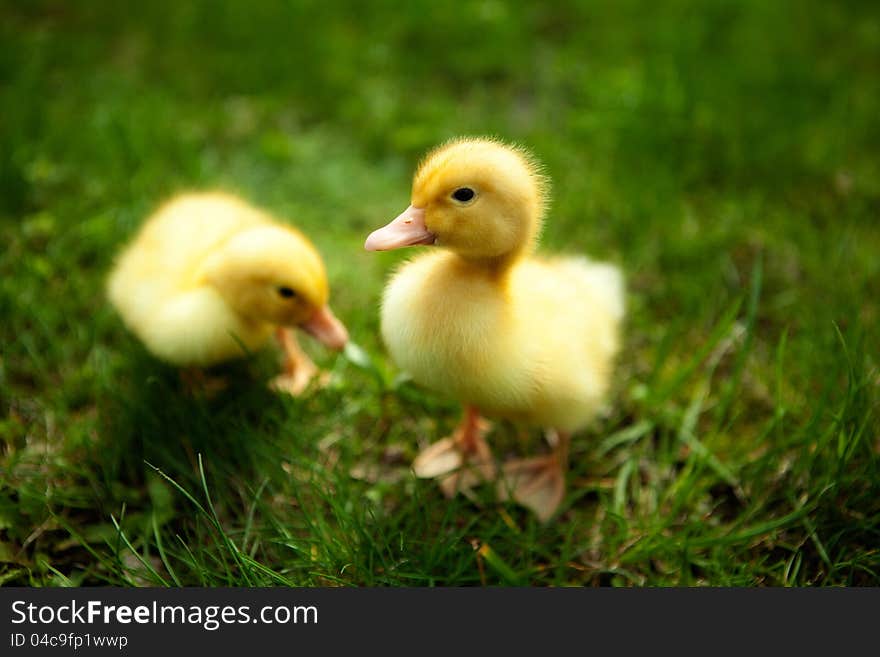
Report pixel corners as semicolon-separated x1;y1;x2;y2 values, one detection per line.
1;0;879;586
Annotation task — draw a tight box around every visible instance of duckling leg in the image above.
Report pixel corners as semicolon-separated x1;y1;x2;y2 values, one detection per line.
270;327;324;395
180;368;228;397
498;430;569;522
413;406;496;497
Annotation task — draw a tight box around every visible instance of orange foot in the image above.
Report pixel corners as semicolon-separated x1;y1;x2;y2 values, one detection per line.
413;406;496;497
497;430;570;522
270;327;330;396
180;368;228;398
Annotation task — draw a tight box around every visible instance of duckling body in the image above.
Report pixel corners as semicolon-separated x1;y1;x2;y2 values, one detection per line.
109;191;348;392
366;138;624;520
382;252;623;431
110;193;274;366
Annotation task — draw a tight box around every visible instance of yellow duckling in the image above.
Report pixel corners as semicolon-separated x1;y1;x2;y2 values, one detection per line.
108;191;348;394
365;138;624;521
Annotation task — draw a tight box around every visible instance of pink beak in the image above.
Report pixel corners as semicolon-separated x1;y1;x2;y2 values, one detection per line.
364;205;435;251
300;305;349;350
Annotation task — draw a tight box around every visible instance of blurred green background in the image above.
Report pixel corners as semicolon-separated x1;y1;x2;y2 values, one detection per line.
1;0;878;586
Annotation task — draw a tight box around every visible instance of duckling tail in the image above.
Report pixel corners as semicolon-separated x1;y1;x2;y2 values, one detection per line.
561;257;625;321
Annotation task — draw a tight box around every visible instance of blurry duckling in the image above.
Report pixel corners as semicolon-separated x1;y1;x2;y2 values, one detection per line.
365;138;624;521
108;191;348;394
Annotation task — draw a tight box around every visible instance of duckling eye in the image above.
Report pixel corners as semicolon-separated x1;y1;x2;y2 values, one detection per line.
451;187;475;203
277;286;297;299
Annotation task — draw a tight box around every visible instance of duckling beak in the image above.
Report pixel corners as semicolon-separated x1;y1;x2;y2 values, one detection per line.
300;305;349;350
364;205;435;251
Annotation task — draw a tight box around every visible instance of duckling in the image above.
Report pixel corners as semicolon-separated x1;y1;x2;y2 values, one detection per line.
108;191;348;394
365;138;624;521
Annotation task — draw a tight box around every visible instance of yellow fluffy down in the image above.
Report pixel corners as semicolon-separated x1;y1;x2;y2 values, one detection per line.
382;252;624;432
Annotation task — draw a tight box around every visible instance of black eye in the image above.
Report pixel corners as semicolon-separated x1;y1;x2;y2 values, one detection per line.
451;187;475;202
278;286;297;299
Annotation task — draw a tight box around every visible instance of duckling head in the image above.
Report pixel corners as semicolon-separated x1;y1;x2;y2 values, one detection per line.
365;137;547;262
201;226;348;349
